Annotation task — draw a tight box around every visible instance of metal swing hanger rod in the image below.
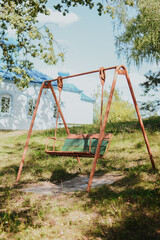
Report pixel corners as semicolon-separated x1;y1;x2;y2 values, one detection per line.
46;65;118;83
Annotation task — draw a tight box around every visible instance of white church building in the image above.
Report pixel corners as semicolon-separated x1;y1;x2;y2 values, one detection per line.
0;64;95;130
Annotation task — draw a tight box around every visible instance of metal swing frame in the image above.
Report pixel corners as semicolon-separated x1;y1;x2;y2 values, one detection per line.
16;65;156;192
45;67;112;160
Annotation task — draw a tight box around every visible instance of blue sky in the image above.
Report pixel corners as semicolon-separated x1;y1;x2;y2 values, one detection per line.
36;5;117;72
6;2;159;111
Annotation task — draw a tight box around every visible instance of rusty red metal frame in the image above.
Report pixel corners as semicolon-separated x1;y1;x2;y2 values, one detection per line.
16;65;156;193
87;65;156;191
99;67;106;132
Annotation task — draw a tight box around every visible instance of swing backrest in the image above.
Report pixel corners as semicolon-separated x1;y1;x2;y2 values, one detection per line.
61;133;112;156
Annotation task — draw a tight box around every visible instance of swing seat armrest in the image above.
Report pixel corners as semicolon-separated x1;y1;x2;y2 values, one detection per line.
45;137;65;152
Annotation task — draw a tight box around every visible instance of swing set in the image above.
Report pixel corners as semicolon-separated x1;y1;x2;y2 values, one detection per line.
16;65;156;192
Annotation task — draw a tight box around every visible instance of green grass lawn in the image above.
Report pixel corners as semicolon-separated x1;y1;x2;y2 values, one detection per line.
0;117;160;240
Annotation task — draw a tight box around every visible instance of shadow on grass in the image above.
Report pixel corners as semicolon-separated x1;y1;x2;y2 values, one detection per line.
0;201;44;234
0;159;159;238
78;170;160;240
124;164;159;174
50;167;79;183
0;148;82;185
90;211;160;240
0;164;19;177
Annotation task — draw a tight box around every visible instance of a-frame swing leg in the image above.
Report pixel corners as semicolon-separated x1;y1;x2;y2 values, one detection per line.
124;66;156;170
16;82;45;181
49;82;70;135
87;65;156;192
16;81;70;181
87;66;119;192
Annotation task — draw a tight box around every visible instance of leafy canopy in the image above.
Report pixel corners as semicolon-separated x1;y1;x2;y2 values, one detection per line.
115;0;160;114
0;0;64;89
140;71;160;114
116;0;160;66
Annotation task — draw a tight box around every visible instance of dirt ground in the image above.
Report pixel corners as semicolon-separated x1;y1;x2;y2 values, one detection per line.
21;173;124;196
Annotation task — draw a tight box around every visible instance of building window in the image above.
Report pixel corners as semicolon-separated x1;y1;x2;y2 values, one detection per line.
28;98;37;116
53;102;64;119
0;93;11;115
53;102;59;118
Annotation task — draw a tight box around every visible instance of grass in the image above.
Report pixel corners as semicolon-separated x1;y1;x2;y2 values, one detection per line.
0;117;160;239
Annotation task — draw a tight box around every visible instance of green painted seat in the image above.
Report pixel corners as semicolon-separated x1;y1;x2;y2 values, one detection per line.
61;133;112;156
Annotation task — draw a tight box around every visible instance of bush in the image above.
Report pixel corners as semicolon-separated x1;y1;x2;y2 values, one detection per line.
93;87;136;125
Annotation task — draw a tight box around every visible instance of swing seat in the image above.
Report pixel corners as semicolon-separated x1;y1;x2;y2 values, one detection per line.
45;133;112;158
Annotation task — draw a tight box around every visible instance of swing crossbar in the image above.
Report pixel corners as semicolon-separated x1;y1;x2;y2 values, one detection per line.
45;133;112;158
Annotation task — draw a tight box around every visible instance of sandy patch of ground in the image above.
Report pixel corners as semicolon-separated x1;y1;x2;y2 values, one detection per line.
21;173;124;196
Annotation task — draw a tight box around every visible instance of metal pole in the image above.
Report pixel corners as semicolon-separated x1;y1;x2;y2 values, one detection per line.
49;83;70;135
16;82;45;181
100;84;104;132
47;66;117;83
99;67;106;132
87;66;120;192
123;66;156;169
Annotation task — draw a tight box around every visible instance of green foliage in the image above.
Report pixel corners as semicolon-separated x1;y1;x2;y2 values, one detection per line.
140;71;160;114
142;71;160;94
115;0;160;66
0;0;64;89
54;0;135;17
93;86;136;124
54;0;95;15
115;0;160;114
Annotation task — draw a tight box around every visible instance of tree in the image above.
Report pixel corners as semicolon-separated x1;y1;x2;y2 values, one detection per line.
115;0;160;114
0;0;134;89
0;0;64;89
93;87;136;124
116;0;160;65
140;71;160;114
